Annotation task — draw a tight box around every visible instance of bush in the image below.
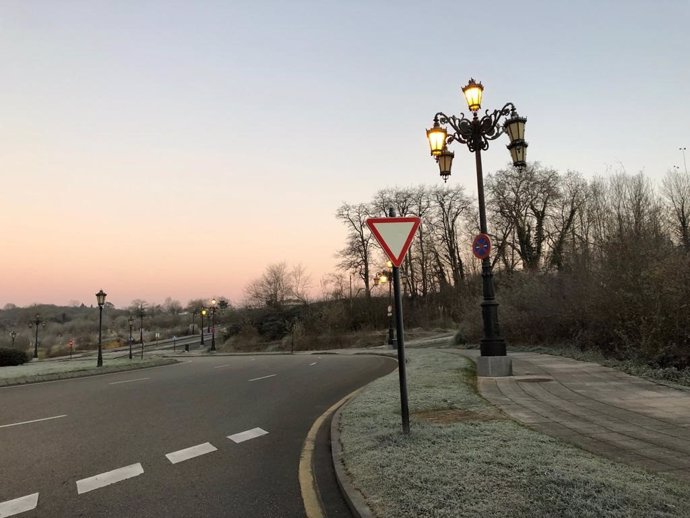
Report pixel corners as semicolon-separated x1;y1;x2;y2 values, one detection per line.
0;348;30;366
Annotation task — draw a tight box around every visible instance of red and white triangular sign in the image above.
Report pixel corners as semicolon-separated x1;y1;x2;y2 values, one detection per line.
366;217;421;267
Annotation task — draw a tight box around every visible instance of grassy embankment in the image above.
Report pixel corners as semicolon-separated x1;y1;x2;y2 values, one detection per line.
339;349;690;517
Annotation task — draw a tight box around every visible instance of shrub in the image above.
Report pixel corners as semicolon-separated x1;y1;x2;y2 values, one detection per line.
0;348;30;366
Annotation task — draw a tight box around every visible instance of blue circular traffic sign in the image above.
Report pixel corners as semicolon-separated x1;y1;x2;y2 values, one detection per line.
472;233;492;260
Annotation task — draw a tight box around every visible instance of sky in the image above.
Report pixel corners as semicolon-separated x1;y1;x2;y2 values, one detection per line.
1;1;688;308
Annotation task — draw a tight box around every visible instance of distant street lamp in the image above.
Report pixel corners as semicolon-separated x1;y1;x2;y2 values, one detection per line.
28;314;45;359
9;330;17;347
427;78;527;374
138;305;145;359
375;262;395;346
128;315;134;360
209;298;218;352
680;147;688;174
96;290;107;367
200;308;207;346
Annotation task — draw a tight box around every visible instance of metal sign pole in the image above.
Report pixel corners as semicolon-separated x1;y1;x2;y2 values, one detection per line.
392;264;410;434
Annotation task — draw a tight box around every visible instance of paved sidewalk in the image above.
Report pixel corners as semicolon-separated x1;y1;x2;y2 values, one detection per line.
458;350;690;483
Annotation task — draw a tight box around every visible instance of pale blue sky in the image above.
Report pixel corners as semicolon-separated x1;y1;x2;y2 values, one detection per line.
1;1;688;306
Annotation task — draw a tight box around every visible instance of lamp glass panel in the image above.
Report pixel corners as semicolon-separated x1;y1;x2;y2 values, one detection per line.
438;151;454;175
462;84;483;111
510;145;526;165
505;118;526;142
426;126;447;156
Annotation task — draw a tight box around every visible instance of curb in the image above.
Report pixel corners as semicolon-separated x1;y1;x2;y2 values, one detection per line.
0;358;179;387
330;395;375;518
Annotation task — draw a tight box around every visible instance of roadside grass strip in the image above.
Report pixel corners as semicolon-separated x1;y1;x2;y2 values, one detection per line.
0;493;39;517
339;349;690;518
228;427;268;443
76;463;144;495
166;442;218;464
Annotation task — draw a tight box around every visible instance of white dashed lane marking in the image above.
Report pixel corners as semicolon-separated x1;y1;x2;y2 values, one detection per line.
228;427;269;444
309;362;317;366
165;442;217;464
0;493;39;517
0;414;67;429
108;378;150;385
213;364;232;369
76;463;144;495
248;374;276;382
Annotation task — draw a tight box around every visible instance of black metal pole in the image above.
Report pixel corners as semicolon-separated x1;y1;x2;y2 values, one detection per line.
392;265;410;434
34;320;39;359
140;312;144;359
387;279;394;345
129;323;133;360
200;312;205;345
210;309;216;351
474;144;506;357
97;306;103;367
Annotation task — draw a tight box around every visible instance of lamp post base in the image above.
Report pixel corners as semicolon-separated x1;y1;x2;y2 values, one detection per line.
476;355;512;377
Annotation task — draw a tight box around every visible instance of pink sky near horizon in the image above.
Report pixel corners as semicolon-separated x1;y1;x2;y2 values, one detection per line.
1;1;688;309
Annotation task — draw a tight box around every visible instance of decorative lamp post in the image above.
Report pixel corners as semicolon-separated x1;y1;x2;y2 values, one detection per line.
9;330;17;347
200;308;207;345
28;314;45;359
128;315;134;360
426;78;528;375
96;290;107;367
375;263;396;346
209;298;217;352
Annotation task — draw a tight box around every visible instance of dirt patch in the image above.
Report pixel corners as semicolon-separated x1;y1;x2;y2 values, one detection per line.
413;408;503;424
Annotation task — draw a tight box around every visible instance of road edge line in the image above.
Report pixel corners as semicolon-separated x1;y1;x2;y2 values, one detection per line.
298;388;363;518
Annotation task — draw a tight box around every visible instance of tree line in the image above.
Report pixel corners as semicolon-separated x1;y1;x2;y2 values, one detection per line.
335;164;690;369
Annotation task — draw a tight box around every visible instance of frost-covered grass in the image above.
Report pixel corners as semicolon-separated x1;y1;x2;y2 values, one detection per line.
0;357;176;385
502;344;690;389
339;349;690;518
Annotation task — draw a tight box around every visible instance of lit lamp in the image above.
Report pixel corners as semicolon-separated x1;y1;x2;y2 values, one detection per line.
426;118;447;156
96;289;107;367
461;78;484;112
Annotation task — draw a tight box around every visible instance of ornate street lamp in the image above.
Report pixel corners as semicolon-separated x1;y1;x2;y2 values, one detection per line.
128;315;134;360
209;298;218;352
426;78;528;375
28;314;45;359
96;289;107;367
9;330;17;347
200;308;207;346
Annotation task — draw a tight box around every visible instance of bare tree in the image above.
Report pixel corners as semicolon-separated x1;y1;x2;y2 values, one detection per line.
336;203;374;299
661;168;690;251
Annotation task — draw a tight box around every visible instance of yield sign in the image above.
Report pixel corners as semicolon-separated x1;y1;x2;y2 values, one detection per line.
366;217;421;267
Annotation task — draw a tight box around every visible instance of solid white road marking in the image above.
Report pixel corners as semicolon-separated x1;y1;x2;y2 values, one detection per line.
309;362;318;366
0;414;67;429
165;442;217;464
108;377;150;385
0;493;39;517
228;427;269;443
213;364;232;369
76;463;144;494
248;374;276;382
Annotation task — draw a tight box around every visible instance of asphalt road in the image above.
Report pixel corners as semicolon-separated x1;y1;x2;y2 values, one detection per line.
0;354;396;517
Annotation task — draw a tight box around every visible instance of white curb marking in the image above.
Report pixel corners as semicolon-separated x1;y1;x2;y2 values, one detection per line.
228;427;269;443
0;414;67;429
165;442;217;464
248;374;276;382
76;463;144;494
108;378;150;385
0;493;39;517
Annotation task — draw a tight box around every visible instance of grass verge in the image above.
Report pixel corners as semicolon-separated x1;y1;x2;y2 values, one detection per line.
0;357;178;386
339;349;690;517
